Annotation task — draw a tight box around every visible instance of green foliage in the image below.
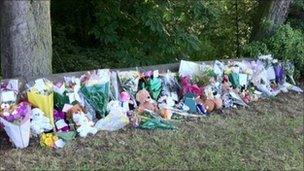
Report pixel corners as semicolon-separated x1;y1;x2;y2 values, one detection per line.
51;0;260;73
50;0;303;74
243;24;304;76
288;0;304;30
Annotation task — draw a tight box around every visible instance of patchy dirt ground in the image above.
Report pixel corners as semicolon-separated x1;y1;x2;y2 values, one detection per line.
0;90;303;170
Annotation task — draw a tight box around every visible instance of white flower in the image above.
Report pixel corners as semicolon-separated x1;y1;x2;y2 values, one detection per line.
1;103;10;109
2;111;10;116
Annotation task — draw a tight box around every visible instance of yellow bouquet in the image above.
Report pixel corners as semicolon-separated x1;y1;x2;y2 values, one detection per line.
27;78;54;126
40;133;58;148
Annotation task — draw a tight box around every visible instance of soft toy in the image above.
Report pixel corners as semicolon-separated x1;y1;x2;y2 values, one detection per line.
119;91;136;112
72;113;97;137
159;108;173;120
203;99;215;113
199;96;215;113
66;103;84;119
67;104;97;137
212;95;223;109
136;89;158;112
127;111;139;128
30;108;53;135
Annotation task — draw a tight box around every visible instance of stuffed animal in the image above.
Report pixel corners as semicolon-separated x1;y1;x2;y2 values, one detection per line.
136;89;158;112
212;95;223;109
203;99;215;113
66;103;84;119
67;104;97;137
30;108;53;135
159;108;173;120
72;113;97;137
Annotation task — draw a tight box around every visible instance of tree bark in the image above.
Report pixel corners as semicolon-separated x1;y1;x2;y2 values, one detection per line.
0;0;52;79
252;0;292;41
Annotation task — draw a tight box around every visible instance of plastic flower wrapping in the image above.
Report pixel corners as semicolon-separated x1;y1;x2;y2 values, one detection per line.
0;79;20;104
283;60;296;85
27;78;54;126
117;70;140;99
138;70;163;100
0;102;31;148
53;76;83;110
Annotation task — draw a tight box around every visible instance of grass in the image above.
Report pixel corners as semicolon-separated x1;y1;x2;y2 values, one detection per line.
0;91;303;170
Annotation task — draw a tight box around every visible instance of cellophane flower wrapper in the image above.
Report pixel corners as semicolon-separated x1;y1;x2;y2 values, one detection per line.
53;88;69;110
95;108;129;131
159;71;180;98
117;70;140;99
0;79;20;104
258;54;275;69
27;78;54;126
194;64;217;87
54;76;83;110
178;60;201;78
80;69;110;119
109;71;119;100
139;71;163;100
0;103;31;148
283;61;296;85
274;63;285;85
139;118;176;130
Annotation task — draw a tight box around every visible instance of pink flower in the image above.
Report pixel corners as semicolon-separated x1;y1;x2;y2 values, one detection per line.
180;76;202;97
189;84;202;97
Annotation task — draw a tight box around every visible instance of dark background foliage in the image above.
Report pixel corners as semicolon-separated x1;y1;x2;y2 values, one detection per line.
51;0;303;75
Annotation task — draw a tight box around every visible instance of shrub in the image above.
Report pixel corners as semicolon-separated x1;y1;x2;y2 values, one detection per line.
243;24;304;77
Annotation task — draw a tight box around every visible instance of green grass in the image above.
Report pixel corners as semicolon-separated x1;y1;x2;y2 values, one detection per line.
1;91;303;170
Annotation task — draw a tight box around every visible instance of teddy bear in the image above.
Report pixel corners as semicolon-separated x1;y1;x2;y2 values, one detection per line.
67;104;97;137
136;89;158;113
66;103;84;119
72;113;97;137
198;95;215;114
30;108;53;136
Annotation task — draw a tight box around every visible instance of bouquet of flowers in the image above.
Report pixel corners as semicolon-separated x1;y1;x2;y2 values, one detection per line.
159;71;180;103
258;54;277;81
54;76;82;110
27;78;54;126
0;79;20;103
180;76;202;97
0;102;31;148
80;69;110;119
138;70;162;100
283;60;296;85
117;70;140;99
95;100;129;131
40;133;65;149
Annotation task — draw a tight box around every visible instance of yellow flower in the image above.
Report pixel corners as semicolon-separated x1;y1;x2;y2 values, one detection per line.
39;133;58;148
44;137;54;147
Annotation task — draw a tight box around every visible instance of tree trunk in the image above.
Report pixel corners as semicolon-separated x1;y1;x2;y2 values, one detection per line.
0;0;52;79
252;0;292;41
